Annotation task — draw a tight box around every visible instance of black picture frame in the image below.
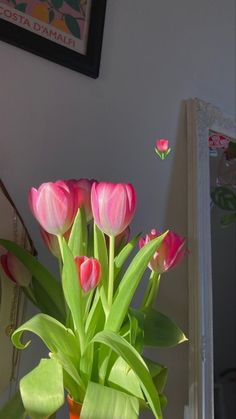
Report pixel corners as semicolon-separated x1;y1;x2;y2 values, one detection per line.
0;0;107;78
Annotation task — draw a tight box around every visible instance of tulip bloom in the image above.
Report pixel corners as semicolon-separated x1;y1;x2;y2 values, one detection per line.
139;229;186;273
74;256;101;293
0;252;31;287
29;180;75;235
91;182;136;236
155;139;171;160
68;178;94;222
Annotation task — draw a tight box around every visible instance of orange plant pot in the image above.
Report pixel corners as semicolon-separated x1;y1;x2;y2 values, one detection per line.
67;395;82;419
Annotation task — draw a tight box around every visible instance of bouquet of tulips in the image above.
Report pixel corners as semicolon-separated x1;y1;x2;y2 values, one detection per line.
0;179;187;419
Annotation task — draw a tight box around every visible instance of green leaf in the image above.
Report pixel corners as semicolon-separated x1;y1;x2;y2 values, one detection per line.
12;313;80;365
65;14;81;38
15;3;27;12
68;207;87;257
211;187;236;211
0;390;25;419
50;352;85;401
145;358;168;394
114;234;140;274
64;0;80;11
0;239;65;320
107;357;144;400
92;330;163;419
31;276;64;322
85;291;105;342
105;232;168;333
94;224;109;314
51;0;63;8
20;359;64;418
61;238;86;351
220;212;236;226
128;308;145;353
81;381;139;419
143;309;188;347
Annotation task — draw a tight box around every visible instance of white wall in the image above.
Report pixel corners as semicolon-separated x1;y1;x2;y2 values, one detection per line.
0;0;235;418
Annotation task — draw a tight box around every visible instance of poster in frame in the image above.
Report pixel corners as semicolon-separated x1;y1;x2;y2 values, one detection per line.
0;0;107;78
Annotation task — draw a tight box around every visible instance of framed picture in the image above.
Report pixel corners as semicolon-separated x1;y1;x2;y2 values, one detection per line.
0;0;107;78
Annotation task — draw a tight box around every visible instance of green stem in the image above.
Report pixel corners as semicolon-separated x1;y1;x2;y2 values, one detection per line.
141;272;161;311
108;235;115;308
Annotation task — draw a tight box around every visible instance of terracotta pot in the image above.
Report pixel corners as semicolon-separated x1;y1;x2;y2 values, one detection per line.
67;395;82;419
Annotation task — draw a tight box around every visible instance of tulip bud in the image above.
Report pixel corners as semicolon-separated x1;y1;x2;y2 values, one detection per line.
139;229;186;273
40;227;71;258
0;252;31;287
91;182;136;236
155;139;171;160
29;180;76;235
74;256;101;293
67;178;94;222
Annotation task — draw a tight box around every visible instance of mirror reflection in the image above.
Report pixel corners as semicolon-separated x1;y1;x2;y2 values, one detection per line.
209;131;236;419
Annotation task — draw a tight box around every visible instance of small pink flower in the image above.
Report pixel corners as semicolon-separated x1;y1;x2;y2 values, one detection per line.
40;227;71;258
67;178;94;222
29;180;76;235
155;139;171;160
74;256;101;293
91;182;136;236
0;252;31;287
156;139;169;152
139;229;187;273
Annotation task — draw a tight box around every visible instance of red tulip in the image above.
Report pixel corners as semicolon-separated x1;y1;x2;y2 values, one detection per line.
68;178;94;222
91;182;136;236
0;252;31;286
74;256;101;293
29;180;75;235
139;229;186;273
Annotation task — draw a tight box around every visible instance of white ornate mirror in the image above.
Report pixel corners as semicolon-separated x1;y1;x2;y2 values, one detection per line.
186;98;236;419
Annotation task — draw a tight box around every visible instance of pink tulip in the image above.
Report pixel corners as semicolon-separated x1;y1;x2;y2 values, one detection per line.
155;139;171;160
74;256;101;293
0;252;31;287
40;227;71;258
29;180;75;235
156;139;169;152
91;182;136;236
139;229;186;273
67;178;94;222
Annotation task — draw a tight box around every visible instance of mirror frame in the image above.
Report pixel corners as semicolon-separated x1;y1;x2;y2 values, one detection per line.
186;98;236;419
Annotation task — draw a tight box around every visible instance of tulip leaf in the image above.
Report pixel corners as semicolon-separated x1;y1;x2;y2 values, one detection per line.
11;313;80;365
20;358;64;418
105;232;168;333
68;207;87;257
0;390;25;419
107;357;144;400
0;239;65;320
85;291;105;342
144;358;168;394
31;276;65;322
50;352;85;401
81;381;139;419
61;238;85;349
211;186;236;211
143;309;188;347
94;224;109;314
92;330;163;419
114;233;141;275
